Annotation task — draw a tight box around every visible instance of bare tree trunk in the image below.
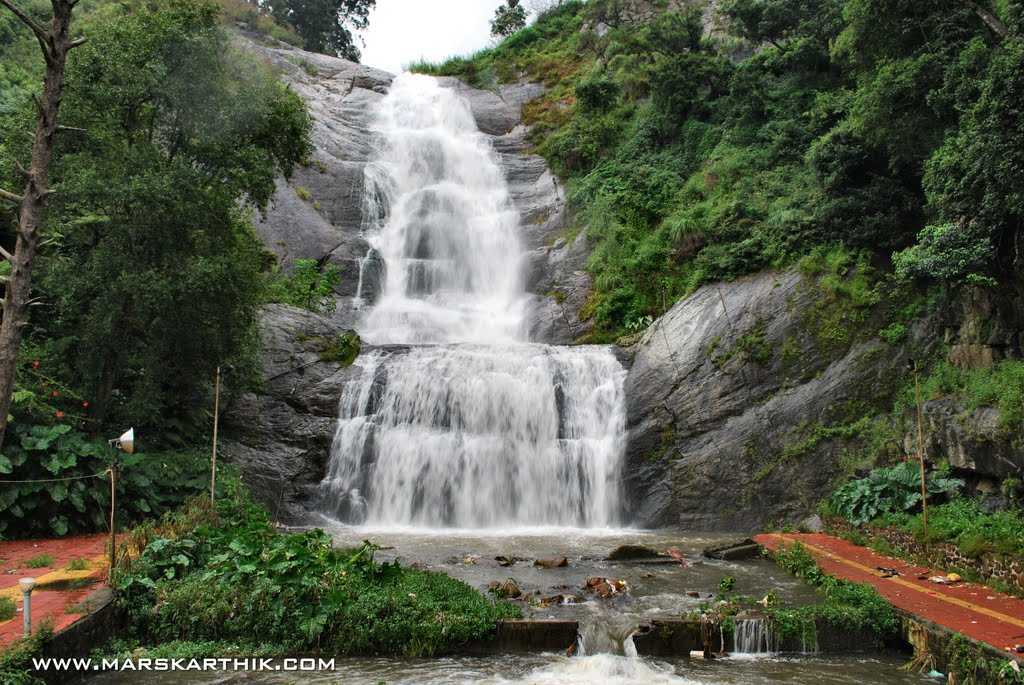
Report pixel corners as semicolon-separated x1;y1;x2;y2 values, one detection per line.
964;0;1010;38
0;0;85;451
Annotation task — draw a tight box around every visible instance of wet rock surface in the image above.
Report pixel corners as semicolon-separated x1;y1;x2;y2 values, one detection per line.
622;270;910;531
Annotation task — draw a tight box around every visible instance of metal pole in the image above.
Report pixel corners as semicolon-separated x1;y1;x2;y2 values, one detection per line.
109;463;117;580
914;363;929;549
211;366;220;503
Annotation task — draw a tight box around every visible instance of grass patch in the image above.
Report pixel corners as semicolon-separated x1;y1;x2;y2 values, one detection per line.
65;558;90;571
0;596;15;622
769;542;898;642
25;554;53;569
319;331;361;366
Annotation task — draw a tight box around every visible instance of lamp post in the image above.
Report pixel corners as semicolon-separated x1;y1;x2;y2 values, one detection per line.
19;577;35;637
107;428;134;580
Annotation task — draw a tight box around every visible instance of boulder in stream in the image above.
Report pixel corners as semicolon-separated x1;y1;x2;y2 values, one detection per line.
534;557;569;569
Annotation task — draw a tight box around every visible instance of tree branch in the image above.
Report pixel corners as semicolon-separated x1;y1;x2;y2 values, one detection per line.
0;0;53;61
0;189;23;204
69;36;86;49
0;246;13;262
964;0;1009;38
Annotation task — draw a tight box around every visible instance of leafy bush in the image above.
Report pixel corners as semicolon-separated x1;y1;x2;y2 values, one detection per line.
264;258;341;314
0;421;211;539
115;481;519;657
828;461;963;525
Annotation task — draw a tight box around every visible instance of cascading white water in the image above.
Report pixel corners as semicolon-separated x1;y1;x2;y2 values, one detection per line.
732;618;780;655
321;73;628;529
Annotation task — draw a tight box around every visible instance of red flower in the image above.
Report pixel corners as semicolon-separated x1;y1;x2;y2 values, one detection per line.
31;360;40;369
55;410;65;420
82;401;90;409
51;390;60;398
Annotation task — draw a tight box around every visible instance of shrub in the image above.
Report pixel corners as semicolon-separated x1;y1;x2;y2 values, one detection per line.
0;596;15;622
264;258;341;314
115;482;519;657
25;554;54;569
828;461;963;525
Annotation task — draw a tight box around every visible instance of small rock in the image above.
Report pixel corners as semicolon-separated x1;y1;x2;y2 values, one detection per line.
686;591;700;598
584;576;628;599
534;557;568;569
487;578;522;599
495;555;516;567
799;514;824;533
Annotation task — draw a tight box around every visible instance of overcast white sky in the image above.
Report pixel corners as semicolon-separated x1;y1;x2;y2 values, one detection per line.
359;0;510;74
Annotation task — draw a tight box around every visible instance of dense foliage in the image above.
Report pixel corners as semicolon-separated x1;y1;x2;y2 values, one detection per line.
261;0;374;60
0;420;211;538
114;482;519;657
827;462;964;525
492;0;528;38
0;0;312;539
415;0;1023;338
265;258;341;314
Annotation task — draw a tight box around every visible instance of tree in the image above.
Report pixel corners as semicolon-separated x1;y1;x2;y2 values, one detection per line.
264;0;374;61
491;0;527;38
0;0;86;452
5;0;312;430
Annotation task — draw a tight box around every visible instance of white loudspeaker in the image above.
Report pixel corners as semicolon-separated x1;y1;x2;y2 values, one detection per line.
114;428;134;454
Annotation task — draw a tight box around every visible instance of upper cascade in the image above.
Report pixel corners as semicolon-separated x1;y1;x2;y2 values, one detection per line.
323;73;628;530
358;73;527;344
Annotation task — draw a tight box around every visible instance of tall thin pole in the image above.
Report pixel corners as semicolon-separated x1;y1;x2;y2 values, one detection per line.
914;362;929;550
211;366;220;503
108;463;116;581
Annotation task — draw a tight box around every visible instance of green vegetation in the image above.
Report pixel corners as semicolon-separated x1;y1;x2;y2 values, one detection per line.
65;557;90;571
0;0;313;539
320;331;362;365
112;480;519;658
770;542;898;642
24;554;53;569
491;0;528;38
827;462;963;525
262;0;374;60
0;627;51;685
876;498;1024;559
0;595;15;621
898;359;1024;435
265;258;342;314
414;0;1024;338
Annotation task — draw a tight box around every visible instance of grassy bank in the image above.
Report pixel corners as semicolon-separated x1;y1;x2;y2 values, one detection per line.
105;480;519;660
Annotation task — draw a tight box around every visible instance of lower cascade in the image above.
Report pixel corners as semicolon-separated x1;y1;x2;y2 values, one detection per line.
320;73;628;529
320;344;626;528
733;618;780;655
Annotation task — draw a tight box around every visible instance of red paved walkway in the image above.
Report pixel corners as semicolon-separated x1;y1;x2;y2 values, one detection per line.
755;532;1024;657
0;534;109;649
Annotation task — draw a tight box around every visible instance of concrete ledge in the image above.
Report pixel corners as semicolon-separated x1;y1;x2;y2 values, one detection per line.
462;619;579;655
37;587;123;684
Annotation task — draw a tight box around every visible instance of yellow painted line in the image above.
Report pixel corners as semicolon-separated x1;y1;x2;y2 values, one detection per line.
0;555;107;601
765;534;1024;630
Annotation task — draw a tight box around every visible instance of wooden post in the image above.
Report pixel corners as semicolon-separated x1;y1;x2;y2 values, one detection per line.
913;362;929;550
211;366;220;503
108;463;116;581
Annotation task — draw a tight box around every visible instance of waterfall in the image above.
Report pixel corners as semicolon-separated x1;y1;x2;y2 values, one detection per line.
732;618;779;655
319;73;628;529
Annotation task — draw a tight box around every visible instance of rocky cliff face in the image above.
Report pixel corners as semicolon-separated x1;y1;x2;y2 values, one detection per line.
621;270;911;530
240;39;591;342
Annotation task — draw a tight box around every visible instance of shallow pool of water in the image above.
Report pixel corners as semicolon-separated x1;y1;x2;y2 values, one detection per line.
321;523;820;621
